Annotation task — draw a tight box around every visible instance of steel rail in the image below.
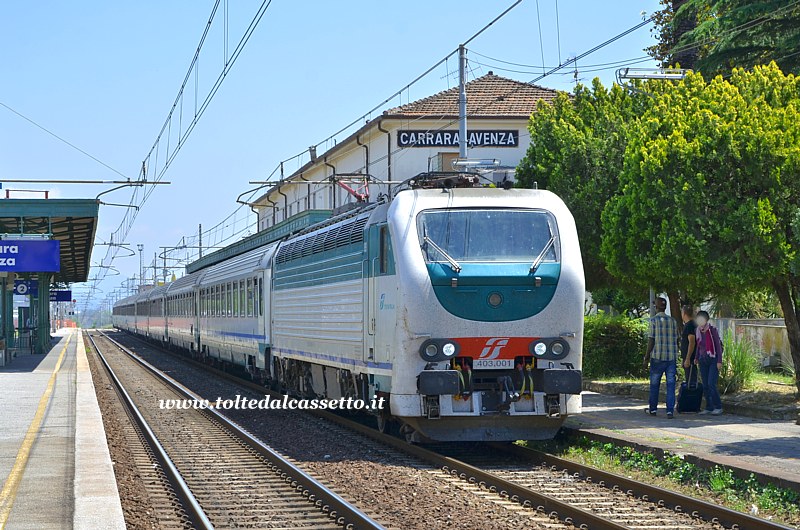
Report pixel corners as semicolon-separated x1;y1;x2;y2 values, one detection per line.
86;332;213;530
110;330;794;530
491;442;795;530
95;330;384;530
109;332;624;530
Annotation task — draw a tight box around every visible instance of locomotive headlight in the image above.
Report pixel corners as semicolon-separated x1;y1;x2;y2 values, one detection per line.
442;343;456;357
533;342;547;356
425;343;439;357
551;341;565;356
487;292;503;307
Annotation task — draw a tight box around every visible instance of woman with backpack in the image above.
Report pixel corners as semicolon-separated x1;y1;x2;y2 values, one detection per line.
694;311;724;415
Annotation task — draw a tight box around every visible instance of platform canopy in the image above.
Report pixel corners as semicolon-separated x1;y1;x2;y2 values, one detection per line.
0;199;99;283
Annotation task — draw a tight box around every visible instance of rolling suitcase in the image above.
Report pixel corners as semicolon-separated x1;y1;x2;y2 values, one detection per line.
677;365;703;413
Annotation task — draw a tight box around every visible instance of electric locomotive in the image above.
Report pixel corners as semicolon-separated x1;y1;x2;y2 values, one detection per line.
114;172;584;442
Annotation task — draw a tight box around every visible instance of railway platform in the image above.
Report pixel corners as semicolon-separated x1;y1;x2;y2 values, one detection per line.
567;391;800;492
0;328;124;529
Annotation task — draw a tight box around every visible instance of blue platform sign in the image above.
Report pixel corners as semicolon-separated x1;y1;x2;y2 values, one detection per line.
0;240;60;273
50;290;72;302
13;279;38;296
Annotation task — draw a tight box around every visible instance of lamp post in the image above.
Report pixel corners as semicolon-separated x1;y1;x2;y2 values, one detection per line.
137;244;144;291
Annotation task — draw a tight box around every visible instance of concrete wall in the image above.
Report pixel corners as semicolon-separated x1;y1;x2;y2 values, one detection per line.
716;318;792;368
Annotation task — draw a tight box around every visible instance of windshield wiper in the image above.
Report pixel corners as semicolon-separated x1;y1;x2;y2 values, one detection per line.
423;235;462;273
530;235;556;274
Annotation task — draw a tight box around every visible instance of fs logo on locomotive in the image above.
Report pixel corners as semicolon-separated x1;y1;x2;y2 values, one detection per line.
479;338;509;360
473;337;513;369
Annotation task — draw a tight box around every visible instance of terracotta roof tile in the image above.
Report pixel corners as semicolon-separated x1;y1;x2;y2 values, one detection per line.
383;72;559;118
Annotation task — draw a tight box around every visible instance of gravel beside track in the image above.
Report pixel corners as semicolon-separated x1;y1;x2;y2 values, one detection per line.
86;333;191;529
88;331;357;529
95;330;794;530
103;331;573;530
435;446;722;530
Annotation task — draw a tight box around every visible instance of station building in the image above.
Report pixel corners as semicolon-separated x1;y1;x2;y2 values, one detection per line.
251;73;559;230
188;73;560;274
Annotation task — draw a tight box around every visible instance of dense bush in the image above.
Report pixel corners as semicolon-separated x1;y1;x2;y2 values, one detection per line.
583;312;648;378
718;331;760;394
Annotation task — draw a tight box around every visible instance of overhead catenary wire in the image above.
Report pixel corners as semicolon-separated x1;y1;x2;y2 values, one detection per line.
135;1;527;278
535;0;547;75
89;0;800;313
0;101;132;180
83;0;276;314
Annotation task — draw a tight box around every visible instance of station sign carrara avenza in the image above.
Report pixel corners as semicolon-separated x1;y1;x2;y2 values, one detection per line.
0;240;60;273
397;129;520;148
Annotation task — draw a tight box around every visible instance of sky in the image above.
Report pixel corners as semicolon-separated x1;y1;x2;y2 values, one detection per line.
0;0;661;313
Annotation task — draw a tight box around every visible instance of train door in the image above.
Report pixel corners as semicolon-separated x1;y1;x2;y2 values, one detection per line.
259;246;277;374
258;268;270;371
365;226;378;364
193;287;201;351
367;224;396;366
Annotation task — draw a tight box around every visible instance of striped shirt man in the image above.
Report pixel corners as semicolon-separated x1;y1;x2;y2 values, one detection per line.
648;312;679;362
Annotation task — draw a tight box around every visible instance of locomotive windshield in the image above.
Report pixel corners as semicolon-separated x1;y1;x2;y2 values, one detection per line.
418;208;558;264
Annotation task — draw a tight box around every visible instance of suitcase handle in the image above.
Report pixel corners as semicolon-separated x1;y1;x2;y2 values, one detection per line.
688;364;699;390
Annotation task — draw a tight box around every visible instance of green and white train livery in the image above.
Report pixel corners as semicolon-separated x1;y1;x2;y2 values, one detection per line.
114;174;584;441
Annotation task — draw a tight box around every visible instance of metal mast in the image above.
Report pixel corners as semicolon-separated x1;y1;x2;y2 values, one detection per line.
458;44;468;159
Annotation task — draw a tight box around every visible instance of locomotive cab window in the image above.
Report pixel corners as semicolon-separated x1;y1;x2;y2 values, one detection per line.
417;208;559;264
379;225;392;274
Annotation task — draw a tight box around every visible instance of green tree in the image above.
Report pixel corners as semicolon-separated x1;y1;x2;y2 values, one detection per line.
648;0;800;76
516;80;650;290
601;63;800;393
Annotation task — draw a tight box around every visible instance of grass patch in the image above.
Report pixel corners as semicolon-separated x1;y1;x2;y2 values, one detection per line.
524;437;800;526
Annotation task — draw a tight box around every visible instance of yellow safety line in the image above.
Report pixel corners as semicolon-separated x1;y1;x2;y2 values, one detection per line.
0;333;72;529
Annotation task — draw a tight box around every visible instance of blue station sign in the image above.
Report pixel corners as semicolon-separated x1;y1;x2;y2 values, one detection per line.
13;279;38;296
50;290;72;302
0;240;60;273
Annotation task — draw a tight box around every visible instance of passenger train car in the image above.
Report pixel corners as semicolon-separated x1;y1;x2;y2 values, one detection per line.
114;173;585;441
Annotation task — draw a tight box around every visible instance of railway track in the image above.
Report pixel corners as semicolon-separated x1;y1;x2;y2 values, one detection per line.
86;330;383;530
104;330;796;530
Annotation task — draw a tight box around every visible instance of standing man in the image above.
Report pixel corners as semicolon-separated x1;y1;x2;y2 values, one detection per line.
643;297;679;418
680;306;698;386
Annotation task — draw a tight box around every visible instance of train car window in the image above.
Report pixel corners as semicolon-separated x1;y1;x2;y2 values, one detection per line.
246;278;254;317
253;278;259;317
228;282;234;317
240;280;246;317
258;279;264;317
